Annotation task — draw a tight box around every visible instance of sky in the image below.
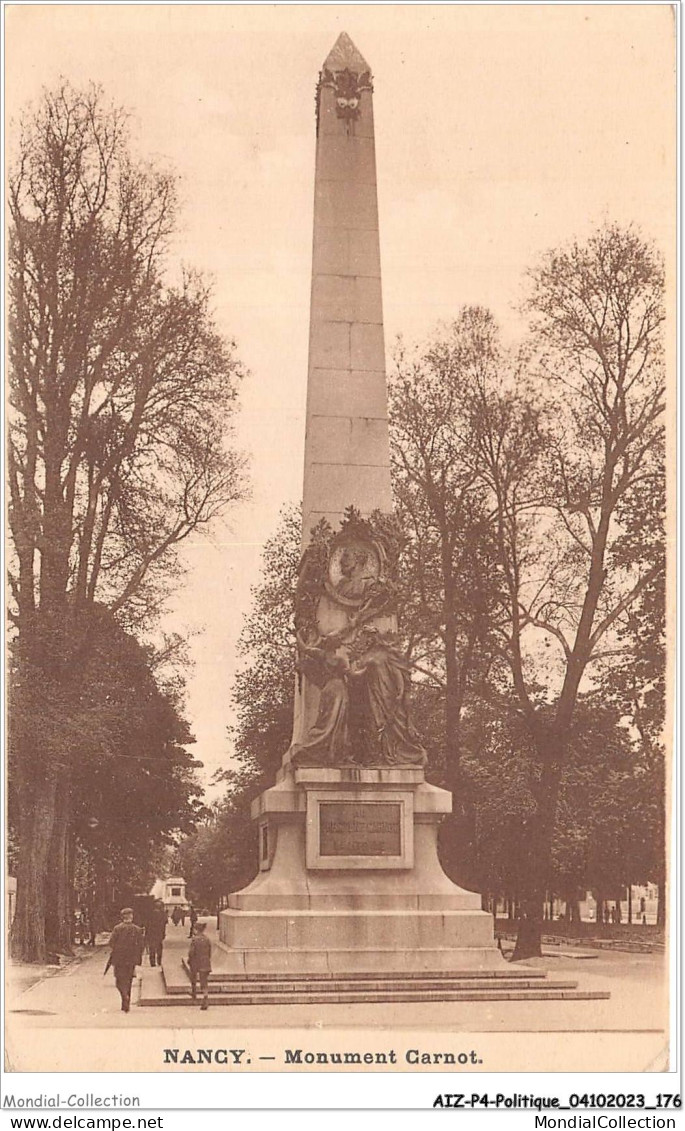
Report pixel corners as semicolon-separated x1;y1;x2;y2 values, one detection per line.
6;4;676;791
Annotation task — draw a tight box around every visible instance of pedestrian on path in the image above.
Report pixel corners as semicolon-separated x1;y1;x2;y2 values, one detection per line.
106;908;143;1013
188;905;198;938
145;900;167;967
73;910;84;945
80;913;92;946
187;922;212;1010
171;906;182;927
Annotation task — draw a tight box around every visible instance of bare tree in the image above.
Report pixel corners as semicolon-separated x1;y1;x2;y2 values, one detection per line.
472;224;665;957
388;310;503;877
8;83;247;961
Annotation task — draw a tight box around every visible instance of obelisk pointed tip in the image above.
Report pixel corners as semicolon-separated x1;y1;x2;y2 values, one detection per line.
323;31;371;74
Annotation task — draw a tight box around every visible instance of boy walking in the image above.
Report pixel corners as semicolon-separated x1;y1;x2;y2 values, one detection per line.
187;921;212;1010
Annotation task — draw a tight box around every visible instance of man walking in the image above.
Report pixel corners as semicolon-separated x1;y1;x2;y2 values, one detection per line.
107;908;143;1012
145;899;167;967
187;922;212;1010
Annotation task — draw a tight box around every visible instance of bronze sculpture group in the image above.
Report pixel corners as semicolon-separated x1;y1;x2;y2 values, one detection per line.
291;509;426;769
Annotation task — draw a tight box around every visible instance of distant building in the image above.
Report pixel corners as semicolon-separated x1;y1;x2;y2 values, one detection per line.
150;876;188;914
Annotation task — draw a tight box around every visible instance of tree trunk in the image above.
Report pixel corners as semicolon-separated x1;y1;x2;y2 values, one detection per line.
442;611;476;887
11;602;75;963
512;743;564;961
512;901;544;960
10;768;58;962
657;879;666;927
45;776;73;954
92;856;109;935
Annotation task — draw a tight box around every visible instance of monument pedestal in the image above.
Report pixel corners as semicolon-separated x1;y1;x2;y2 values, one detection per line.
219;765;501;975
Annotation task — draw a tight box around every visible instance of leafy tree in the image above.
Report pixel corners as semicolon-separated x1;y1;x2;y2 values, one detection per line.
173;821;229;912
9;607;204;947
463;696;661;917
8;83;246;960
174;769;259;911
174;506;301;901
229;504;301;783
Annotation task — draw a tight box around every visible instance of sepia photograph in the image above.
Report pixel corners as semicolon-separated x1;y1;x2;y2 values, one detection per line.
3;2;677;1087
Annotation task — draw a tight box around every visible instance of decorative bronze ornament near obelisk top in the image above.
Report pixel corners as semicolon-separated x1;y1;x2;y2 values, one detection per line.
315;30;374;126
318;66;373;122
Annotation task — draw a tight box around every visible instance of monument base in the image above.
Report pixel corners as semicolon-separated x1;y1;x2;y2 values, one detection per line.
219;765;503;976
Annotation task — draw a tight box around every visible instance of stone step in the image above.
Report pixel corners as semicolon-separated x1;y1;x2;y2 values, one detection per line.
180;961;549;983
140;986;610;1007
208;943;509;975
165;976;578;995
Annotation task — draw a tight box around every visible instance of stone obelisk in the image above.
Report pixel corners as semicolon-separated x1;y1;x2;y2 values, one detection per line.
220;36;500;978
302;31;392;541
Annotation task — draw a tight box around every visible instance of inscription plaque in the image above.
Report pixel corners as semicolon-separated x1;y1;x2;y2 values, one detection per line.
319;802;402;857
